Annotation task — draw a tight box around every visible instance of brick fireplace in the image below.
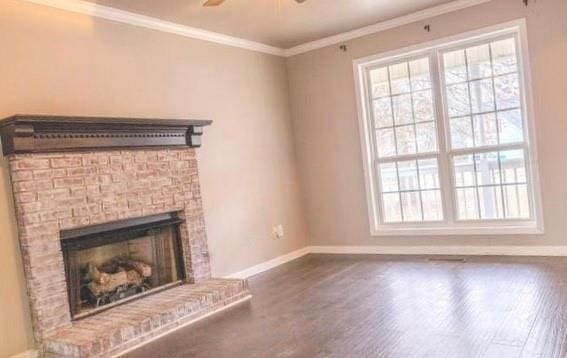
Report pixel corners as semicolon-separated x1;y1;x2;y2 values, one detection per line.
1;115;251;357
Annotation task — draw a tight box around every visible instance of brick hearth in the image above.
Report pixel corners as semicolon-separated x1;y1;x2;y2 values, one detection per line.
44;279;251;357
6;147;250;357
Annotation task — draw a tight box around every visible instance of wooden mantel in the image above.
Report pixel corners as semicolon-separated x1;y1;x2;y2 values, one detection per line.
0;115;212;155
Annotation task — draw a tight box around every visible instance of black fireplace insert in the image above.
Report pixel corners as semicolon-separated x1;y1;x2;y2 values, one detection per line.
60;212;186;319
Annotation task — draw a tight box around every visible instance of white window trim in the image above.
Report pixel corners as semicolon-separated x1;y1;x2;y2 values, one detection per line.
353;19;544;236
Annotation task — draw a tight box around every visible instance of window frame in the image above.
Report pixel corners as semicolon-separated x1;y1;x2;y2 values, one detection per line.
353;19;544;236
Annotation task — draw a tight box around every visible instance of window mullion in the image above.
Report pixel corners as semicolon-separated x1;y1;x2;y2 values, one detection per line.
515;33;538;222
365;68;387;225
372;159;387;224
462;47;483;219
377;152;438;163
406;62;425;221
384;66;405;221
449;142;526;156
430;49;455;225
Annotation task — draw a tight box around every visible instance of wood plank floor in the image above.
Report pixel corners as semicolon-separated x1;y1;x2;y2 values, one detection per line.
124;254;567;358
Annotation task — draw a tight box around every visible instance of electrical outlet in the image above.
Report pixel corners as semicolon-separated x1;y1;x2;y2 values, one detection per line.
272;224;284;240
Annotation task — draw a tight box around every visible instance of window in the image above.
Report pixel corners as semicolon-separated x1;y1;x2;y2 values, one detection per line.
355;21;543;235
371;56;443;224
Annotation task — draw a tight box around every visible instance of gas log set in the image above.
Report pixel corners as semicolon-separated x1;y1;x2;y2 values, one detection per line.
81;257;153;308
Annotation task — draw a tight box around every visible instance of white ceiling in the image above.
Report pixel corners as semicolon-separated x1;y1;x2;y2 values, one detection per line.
85;0;456;49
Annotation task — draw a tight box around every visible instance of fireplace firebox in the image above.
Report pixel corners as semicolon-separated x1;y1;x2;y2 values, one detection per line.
60;212;186;319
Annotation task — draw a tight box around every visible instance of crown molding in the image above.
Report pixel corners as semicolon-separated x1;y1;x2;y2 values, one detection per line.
22;0;492;58
23;0;286;56
283;0;492;57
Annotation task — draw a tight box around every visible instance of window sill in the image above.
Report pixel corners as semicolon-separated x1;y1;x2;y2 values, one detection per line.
371;223;544;237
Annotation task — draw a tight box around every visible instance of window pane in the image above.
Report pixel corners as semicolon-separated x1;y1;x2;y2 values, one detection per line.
470;78;495;114
410;58;431;91
503;184;530;219
491;38;518;75
382;193;402;223
370;57;438;165
454;154;476;187
473;113;498;147
495;73;520;110
378;158;444;224
401;191;422;221
392;94;413;125
479;185;504;219
373;97;393;128
413;90;434;122
389;63;410;95
418;158;440;189
456;188;479;220
475;152;501;186
498;109;524;144
467;44;492;80
450;116;474;149
397;160;419;191
395;125;417;155
446;83;471;117
500;150;527;184
444;50;467;84
416;122;437;153
376;128;396;158
422;190;443;221
379;163;398;192
445;33;533;222
370;67;390;98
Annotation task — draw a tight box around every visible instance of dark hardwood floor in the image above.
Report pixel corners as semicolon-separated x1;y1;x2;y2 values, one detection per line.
124;254;567;358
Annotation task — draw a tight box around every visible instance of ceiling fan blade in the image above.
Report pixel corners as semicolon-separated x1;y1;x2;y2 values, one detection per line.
203;0;225;6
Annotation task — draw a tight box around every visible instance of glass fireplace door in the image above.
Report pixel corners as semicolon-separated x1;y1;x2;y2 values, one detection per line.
61;212;186;319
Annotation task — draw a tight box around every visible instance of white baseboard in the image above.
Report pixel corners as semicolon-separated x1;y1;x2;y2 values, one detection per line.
226;244;567;281
308;245;567;256
10;350;38;358
226;247;311;279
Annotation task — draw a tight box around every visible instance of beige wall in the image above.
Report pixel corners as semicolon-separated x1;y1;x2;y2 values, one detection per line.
3;0;567;355
287;0;567;247
0;1;309;356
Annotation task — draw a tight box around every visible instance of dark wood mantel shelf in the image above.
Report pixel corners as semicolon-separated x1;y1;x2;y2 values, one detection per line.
0;115;212;156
